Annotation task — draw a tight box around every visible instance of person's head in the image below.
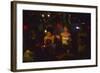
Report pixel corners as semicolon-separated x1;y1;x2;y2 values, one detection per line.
63;26;68;32
47;32;52;36
25;49;31;53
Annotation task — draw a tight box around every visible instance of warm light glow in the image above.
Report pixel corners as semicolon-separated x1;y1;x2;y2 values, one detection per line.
44;29;47;33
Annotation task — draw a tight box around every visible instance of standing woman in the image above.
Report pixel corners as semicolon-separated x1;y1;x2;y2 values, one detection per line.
58;26;71;59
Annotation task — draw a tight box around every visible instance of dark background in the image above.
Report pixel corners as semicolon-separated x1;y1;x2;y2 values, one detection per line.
23;10;91;62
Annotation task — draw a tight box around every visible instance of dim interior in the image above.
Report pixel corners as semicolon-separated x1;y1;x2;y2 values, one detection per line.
23;10;91;62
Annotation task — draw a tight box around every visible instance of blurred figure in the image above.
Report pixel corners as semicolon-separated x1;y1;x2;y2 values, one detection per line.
55;26;72;59
61;26;71;45
23;49;33;62
44;32;54;47
42;32;55;60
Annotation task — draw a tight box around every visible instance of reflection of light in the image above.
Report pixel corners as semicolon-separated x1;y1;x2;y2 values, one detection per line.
44;29;47;33
81;22;85;24
76;26;80;29
47;14;50;17
41;14;45;17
